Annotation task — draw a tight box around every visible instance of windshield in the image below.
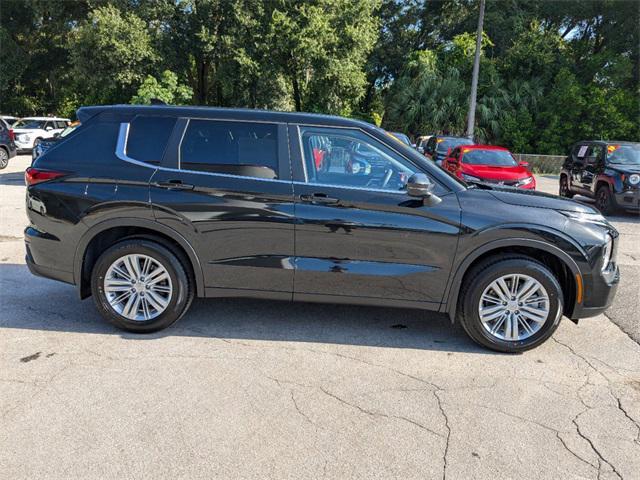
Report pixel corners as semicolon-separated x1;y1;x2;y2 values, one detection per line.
436;137;473;154
462;149;517;167
607;144;640;165
13;119;46;129
60;124;79;138
391;132;411;145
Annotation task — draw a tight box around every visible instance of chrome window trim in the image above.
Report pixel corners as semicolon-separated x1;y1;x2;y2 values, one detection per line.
115;121;411;196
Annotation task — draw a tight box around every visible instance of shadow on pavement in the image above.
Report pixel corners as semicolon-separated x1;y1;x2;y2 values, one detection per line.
0;263;489;354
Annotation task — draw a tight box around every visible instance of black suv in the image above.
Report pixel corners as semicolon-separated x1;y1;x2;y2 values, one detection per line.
26;105;619;352
422;135;474;166
0;118;17;169
560;141;640;214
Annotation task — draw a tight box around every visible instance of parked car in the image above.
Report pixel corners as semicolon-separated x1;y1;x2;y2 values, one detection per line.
32;121;80;161
416;135;432;154
12;116;70;152
0;118;18;169
389;131;413;147
1;115;18;126
423;135;474;166
26;105;619;352
560;141;640;215
443;145;536;190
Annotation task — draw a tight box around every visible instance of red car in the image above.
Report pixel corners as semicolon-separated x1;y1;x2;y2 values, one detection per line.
443;144;536;190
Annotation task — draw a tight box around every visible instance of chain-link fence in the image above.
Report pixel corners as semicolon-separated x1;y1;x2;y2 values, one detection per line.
513;154;565;174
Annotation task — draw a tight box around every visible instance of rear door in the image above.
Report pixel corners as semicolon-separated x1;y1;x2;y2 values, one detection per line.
581;144;604;194
149;118;295;297
570;143;589;193
289;125;461;306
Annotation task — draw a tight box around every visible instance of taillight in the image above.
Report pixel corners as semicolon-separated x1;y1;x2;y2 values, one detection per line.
25;167;67;186
9;129;15;141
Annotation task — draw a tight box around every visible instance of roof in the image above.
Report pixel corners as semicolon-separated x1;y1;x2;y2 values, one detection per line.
18;116;70;121
77;104;375;130
461;144;510;151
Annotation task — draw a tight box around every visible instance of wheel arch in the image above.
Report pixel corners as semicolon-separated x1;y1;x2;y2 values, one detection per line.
443;238;583;322
74;218;204;299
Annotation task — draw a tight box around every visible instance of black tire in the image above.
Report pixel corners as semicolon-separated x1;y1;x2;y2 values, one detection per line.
595;184;618;215
91;239;194;333
559;175;573;198
458;255;564;353
0;147;8;169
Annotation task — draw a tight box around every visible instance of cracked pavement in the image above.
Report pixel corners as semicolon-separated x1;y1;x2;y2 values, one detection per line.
2;158;639;479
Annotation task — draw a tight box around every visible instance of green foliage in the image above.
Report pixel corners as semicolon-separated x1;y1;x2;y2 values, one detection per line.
131;71;193;105
69;5;156;104
0;0;637;153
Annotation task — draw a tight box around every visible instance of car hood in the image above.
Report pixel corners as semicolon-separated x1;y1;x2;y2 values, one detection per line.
484;186;597;213
462;164;531;180
608;164;640;174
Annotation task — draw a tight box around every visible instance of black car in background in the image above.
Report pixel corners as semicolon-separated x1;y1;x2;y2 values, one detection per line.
26;105;619;352
423;135;474;166
559;141;640;214
0;118;17;169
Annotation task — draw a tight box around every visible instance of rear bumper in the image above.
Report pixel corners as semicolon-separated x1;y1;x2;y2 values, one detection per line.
25;226;74;285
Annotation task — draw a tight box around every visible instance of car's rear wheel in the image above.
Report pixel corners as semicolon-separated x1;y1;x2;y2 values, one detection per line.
559;176;573;198
459;255;564;353
0;147;8;169
595;184;618;215
91;239;193;333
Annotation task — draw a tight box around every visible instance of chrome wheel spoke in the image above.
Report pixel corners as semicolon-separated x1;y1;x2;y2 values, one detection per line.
104;254;173;322
479;273;550;342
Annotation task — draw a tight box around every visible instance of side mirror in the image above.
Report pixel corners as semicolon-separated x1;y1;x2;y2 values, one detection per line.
447;157;457;164
518;160;529;167
417;146;424;154
45;126;52;131
406;173;435;197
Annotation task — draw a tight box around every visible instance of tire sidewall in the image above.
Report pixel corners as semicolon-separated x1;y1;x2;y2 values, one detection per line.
463;259;564;352
91;240;189;332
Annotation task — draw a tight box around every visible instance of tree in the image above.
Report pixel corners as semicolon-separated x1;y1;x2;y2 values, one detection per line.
268;0;380;115
69;5;156;104
130;70;193;105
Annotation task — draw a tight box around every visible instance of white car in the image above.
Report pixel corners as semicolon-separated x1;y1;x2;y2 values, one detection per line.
12;117;70;151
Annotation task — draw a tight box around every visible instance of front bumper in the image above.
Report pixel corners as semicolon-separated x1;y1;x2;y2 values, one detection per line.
570;264;620;320
614;188;640;211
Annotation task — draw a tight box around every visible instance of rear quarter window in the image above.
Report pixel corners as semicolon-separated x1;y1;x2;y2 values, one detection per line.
127;116;177;164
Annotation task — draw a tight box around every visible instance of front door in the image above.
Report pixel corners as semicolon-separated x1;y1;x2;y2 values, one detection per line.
290;125;461;307
149;117;295;296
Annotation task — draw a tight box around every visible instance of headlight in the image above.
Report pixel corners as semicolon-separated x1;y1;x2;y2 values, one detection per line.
462;173;481;182
628;174;640;186
560;210;607;224
601;235;613;272
518;176;534;186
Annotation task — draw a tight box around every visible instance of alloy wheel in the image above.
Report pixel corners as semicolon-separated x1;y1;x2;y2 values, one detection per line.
104;253;173;321
0;150;7;169
478;274;550;341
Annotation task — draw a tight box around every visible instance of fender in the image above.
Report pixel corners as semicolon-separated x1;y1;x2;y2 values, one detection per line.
73;217;205;297
442;236;583;321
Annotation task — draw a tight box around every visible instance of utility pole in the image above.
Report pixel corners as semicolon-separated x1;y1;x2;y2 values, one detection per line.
466;0;486;140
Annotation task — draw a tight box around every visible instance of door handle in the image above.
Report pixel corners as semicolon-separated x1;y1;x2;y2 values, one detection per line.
299;193;339;205
156;180;194;190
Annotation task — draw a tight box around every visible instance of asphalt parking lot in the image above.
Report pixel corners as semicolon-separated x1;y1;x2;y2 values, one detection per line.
1;156;639;479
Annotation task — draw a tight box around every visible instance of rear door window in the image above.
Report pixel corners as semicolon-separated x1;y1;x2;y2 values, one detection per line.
127;116;177;164
179;119;279;179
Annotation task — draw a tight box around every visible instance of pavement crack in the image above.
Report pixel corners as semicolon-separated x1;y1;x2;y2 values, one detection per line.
555;431;598;470
572;410;623;480
616;397;640;445
290;390;316;427
433;389;451;480
318;386;443;439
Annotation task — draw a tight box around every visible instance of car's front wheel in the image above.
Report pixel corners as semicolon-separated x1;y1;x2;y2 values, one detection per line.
91;239;193;333
595;184;618;215
559;175;573;198
459;255;564;353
